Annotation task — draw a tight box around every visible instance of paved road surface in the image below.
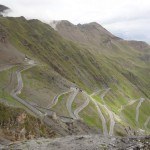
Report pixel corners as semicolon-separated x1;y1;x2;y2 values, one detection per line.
118;99;138;112
144;116;150;130
83;92;108;136
74;94;90;119
11;64;44;117
48;89;73;109
66;87;79;119
136;98;145;123
100;88;115;136
90;89;102;96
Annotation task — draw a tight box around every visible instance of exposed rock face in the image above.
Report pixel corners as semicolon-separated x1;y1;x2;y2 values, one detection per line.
49;20;121;47
16;113;27;124
0;103;97;146
49;20;150;55
2;135;150;150
0;103;56;143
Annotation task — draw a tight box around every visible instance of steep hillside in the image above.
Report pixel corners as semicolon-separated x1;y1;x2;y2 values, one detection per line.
0;15;150;140
0;102;56;145
50;20;150;98
50;20;120;47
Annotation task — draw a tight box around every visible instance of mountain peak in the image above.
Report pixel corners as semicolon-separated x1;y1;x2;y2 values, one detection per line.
49;20;74;30
79;22;101;27
49;20;120;46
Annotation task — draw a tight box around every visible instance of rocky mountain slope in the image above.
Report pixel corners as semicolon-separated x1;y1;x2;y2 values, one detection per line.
0;5;150;148
49;20;150;134
3;134;150;150
0;102;56;145
50;20;121;47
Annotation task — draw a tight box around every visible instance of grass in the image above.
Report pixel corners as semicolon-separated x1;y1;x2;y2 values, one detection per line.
79;101;103;130
52;93;70;117
121;101;139;128
138;100;150;129
0;102;56;139
0;66;24;107
72;92;85;110
0;16;149;134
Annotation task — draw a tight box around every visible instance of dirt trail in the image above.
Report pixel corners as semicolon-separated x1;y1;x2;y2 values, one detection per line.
66;87;79;119
136;98;145;123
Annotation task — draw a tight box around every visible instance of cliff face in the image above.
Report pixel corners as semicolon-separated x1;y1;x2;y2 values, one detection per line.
50;20;121;48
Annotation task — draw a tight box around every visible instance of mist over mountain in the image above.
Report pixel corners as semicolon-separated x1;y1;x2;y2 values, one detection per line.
0;4;10;16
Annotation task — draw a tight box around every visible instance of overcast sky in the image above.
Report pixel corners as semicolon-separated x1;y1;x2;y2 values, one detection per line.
1;0;150;43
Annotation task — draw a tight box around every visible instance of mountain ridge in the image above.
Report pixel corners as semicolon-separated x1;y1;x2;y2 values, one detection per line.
0;10;150;148
49;20;150;47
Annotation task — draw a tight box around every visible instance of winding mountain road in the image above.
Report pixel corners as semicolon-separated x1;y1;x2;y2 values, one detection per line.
83;91;108;136
3;60;148;136
90;89;102;97
118;99;137;112
66;87;79;119
0;64;14;72
103;105;115;136
10;63;44;117
47;89;73;109
100;88;115;136
74;94;90;119
7;62;69;135
136;98;145;123
144;116;150;130
100;88;110;100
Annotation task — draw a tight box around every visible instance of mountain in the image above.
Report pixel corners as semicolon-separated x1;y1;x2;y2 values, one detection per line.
50;20;121;47
0;11;150;147
50;20;150;96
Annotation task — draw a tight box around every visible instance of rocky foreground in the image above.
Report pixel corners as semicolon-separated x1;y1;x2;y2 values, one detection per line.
1;135;150;150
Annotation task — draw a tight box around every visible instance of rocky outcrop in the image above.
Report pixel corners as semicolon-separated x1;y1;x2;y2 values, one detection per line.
2;135;150;150
49;20;121;48
0;103;56;143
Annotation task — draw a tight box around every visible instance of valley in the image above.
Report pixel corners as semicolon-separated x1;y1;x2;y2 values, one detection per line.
0;6;150;149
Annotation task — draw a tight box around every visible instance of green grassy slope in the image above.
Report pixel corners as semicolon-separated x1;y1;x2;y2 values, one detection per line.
0;16;149;135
